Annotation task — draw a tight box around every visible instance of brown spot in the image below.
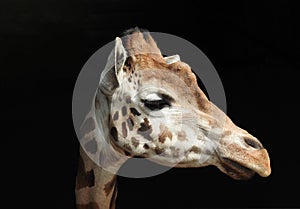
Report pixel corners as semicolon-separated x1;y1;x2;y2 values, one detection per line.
110;127;118;141
122;122;128;138
76;155;95;190
143;144;149;149
139;118;151;130
190;146;201;153
125;95;131;104
155;147;165;155
124;150;131;156
137;118;153;140
130;107;141;116
80;118;95;138
128;77;132;82
131;137;139;148
127;117;134;131
113;111;119;121
159;126;173;143
95;98;101;109
124;143;132;151
222;130;232;137
77;202;100;209
177;130;187;141
121;106;127;116
84;138;98;154
104;176;117;196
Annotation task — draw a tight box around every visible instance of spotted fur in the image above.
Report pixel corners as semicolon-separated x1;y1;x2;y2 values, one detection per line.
76;27;271;209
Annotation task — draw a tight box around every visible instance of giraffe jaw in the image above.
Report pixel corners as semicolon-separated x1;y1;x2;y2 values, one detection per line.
219;158;256;180
217;147;271;180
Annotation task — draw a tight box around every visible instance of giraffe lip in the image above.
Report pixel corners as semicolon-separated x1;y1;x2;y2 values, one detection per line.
221;158;255;180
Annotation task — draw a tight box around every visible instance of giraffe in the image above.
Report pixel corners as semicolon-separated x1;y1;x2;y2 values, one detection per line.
75;28;271;209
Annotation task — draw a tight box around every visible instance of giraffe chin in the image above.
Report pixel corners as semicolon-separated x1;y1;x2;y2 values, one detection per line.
219;158;256;180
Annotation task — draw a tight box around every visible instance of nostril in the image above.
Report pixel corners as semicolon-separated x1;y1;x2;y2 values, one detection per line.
244;137;263;149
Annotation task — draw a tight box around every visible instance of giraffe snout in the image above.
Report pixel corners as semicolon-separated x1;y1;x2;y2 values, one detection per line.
217;132;271;180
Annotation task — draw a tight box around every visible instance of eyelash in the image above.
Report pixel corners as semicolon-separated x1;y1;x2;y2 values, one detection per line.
141;95;172;110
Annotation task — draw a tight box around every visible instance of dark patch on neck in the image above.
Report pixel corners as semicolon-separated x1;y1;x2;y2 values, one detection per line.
122;122;128;138
121;106;127;116
137;118;153;140
104;175;117;196
130;107;141;116
127;116;134;131
110;127;118;141
80;118;95;138
77;202;100;209
125;95;132;104
113;111;119;121
84;138;98;154
76;155;95;190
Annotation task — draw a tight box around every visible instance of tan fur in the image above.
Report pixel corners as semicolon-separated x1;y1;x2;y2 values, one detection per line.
126;54;210;112
76;28;271;209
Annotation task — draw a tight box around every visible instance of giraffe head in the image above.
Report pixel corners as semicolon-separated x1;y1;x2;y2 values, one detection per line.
99;29;271;180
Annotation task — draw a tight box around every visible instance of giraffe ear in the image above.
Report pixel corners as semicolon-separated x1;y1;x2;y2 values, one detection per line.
99;37;127;95
164;54;180;64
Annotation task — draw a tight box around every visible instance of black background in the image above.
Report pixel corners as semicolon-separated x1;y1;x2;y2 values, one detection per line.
1;0;300;208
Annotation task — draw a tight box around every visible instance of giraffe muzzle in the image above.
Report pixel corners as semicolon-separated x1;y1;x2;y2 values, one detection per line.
217;136;271;180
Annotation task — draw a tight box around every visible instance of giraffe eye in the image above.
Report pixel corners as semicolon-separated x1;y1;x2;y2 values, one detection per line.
141;94;173;110
141;99;171;110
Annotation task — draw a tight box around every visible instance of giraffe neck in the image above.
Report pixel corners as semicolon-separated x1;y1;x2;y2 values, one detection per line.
76;148;118;209
76;88;128;209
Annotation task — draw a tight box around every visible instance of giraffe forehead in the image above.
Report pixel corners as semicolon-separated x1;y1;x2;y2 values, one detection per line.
130;55;210;112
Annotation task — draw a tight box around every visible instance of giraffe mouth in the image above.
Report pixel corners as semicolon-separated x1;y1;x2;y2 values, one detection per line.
220;158;255;180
